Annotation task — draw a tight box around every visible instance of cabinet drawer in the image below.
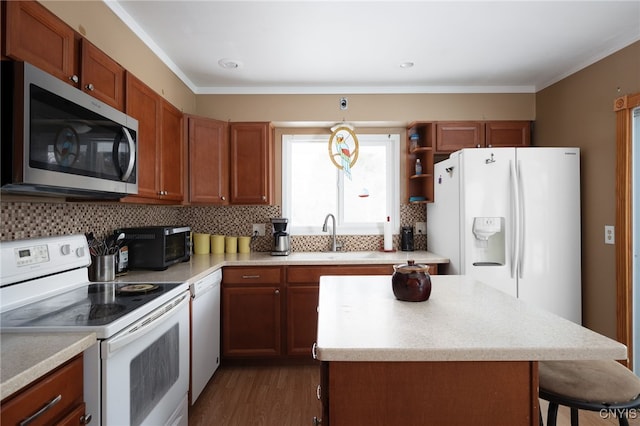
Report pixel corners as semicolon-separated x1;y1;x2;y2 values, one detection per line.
288;265;394;284
223;266;282;285
1;355;83;426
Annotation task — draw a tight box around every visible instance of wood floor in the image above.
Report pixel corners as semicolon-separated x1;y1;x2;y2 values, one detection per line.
189;363;640;426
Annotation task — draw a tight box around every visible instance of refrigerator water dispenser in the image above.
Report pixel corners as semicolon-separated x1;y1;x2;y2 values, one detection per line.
472;217;505;266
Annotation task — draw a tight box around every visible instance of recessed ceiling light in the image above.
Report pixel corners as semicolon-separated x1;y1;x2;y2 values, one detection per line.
400;61;414;69
218;58;241;69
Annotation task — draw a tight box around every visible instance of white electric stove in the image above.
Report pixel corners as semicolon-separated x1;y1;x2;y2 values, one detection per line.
0;234;190;426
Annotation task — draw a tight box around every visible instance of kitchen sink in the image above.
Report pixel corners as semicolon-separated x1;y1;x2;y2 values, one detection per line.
289;251;381;261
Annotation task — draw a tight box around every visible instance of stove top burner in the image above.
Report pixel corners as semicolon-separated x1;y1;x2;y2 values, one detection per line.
118;283;159;294
0;282;184;328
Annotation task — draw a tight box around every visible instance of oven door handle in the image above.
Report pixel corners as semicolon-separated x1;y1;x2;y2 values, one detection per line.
103;292;189;358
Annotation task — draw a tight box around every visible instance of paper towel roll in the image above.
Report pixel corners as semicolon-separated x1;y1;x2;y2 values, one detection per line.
384;216;392;251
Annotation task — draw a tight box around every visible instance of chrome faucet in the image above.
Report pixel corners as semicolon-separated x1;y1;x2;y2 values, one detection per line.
322;213;338;252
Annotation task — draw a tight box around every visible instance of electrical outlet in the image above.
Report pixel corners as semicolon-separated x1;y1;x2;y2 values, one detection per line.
415;222;427;235
252;223;266;236
604;225;615;245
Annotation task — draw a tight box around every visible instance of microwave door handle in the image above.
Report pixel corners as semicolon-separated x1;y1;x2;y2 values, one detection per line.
120;127;136;181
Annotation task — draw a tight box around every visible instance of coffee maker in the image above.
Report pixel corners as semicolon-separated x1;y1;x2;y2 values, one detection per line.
271;217;290;256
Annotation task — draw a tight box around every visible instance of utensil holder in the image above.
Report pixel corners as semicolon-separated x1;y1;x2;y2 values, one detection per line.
89;254;116;282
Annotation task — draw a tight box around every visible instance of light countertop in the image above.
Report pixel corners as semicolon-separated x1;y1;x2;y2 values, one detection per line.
315;275;627;362
0;332;96;400
115;250;449;284
0;250;446;399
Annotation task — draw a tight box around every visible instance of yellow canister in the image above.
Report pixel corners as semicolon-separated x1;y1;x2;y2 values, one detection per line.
193;233;210;254
225;236;238;254
238;236;251;253
211;235;225;254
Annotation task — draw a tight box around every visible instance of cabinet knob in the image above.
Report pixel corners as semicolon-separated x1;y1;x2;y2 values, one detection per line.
221;196;226;201
262;195;267;201
312;416;323;425
69;75;79;84
476;144;481;148
85;83;95;91
312;342;318;360
80;413;93;424
274;289;280;295
316;384;322;400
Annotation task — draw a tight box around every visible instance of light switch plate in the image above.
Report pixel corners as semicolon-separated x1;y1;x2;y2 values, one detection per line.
604;225;615;245
415;222;427;235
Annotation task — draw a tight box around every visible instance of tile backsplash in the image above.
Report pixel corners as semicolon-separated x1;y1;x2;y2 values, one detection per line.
1;200;426;252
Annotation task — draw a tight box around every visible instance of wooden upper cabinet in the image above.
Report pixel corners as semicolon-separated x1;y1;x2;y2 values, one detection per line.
80;39;125;110
3;0;77;84
485;121;531;147
124;72;160;201
436;121;531;153
187;115;229;204
436;122;484;152
3;1;126;111
124;74;183;203
229;122;274;205
159;100;184;202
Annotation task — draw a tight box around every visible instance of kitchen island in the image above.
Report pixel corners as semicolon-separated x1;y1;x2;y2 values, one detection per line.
315;275;627;426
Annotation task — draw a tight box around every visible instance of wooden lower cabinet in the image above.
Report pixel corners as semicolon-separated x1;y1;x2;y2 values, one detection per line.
223;264;438;360
287;265;395;358
318;360;538;426
222;266;284;358
1;355;89;426
287;285;320;357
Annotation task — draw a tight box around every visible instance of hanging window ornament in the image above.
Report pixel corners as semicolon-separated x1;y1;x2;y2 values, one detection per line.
328;124;359;180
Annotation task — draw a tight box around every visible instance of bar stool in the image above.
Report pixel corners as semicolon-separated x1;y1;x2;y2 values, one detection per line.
539;359;640;426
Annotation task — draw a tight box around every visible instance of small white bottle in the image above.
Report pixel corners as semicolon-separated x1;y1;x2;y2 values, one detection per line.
415;158;422;175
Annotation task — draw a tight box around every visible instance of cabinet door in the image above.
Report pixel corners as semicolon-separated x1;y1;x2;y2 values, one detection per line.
4;0;77;84
436;122;484;153
159;100;184;201
485;121;531;147
55;403;88;426
229;122;273;205
187;116;229;204
287;285;319;356
124;72;160;200
222;286;282;357
1;356;84;426
80;39;124;111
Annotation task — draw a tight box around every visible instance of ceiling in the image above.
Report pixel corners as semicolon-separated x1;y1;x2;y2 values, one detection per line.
107;1;640;95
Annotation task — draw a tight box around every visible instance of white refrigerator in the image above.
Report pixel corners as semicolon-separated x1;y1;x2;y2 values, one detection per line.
427;147;582;324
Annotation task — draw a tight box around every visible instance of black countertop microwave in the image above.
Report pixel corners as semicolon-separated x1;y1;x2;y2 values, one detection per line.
117;226;192;271
1;61;138;198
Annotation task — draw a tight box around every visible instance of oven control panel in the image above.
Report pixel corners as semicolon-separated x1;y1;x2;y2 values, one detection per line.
0;234;91;286
15;244;50;266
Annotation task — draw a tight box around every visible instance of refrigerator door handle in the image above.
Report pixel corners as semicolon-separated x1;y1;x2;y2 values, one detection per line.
517;160;525;279
510;160;520;280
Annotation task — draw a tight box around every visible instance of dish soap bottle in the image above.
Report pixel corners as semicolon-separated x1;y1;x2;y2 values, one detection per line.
415;158;422;175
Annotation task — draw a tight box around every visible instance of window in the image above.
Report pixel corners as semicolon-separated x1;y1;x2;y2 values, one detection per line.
282;133;399;235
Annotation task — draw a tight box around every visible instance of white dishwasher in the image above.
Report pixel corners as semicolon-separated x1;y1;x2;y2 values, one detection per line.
189;268;222;405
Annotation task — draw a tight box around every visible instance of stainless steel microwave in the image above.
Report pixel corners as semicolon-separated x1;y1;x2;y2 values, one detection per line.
1;61;138;198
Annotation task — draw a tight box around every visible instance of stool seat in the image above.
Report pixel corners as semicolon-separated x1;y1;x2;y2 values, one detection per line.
539;359;640;426
540;359;640;403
